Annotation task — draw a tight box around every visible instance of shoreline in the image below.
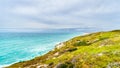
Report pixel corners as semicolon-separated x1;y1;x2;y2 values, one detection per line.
0;64;11;68
1;32;87;68
7;30;120;68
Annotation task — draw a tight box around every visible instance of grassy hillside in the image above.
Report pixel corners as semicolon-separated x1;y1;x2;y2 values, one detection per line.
7;30;120;68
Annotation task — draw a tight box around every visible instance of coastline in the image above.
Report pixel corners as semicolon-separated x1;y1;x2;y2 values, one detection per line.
7;30;120;68
0;64;10;68
0;32;86;68
6;32;89;68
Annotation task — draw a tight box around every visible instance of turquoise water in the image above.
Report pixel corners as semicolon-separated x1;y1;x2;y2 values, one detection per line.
0;32;84;66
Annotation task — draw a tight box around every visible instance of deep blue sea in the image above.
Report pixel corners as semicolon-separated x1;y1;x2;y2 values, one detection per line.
0;32;84;67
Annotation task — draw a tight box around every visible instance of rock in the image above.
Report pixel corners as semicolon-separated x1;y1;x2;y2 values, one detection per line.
71;58;77;64
107;62;120;68
56;43;65;49
92;39;99;43
54;52;59;56
37;64;48;68
113;51;120;56
100;39;114;46
97;53;103;56
71;55;81;64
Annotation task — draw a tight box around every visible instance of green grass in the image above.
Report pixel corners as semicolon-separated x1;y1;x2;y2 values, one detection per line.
7;30;120;68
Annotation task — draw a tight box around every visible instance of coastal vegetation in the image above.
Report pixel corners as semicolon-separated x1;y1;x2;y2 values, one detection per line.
7;30;120;68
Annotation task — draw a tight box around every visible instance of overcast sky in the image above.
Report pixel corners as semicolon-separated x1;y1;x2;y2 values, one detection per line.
0;0;120;32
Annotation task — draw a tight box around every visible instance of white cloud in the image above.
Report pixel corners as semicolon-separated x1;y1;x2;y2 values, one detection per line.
11;0;78;15
12;6;39;15
71;0;120;17
0;0;120;30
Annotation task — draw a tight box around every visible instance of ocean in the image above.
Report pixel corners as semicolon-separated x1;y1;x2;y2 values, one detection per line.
0;32;84;67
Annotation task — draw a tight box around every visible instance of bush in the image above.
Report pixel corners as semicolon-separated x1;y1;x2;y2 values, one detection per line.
67;48;77;52
74;41;88;46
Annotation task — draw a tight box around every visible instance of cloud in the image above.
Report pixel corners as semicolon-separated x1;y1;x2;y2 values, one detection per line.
12;6;39;16
0;0;120;31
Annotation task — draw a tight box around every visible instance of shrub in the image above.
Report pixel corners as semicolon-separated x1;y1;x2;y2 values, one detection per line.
67;48;77;52
74;41;88;46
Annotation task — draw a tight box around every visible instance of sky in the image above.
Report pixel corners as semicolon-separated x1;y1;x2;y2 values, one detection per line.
0;0;120;32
